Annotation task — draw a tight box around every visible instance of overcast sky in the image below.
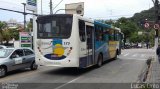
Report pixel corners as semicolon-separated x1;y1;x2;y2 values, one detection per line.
0;0;153;22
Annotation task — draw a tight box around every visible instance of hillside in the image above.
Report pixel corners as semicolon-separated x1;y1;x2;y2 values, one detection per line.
130;7;155;23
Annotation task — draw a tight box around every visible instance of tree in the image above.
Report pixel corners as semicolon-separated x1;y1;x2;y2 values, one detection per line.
9;28;19;40
26;19;33;32
1;28;19;45
114;17;138;45
3;29;12;45
0;21;7;44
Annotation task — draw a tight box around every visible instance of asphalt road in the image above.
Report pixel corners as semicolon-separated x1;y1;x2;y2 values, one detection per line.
0;49;154;89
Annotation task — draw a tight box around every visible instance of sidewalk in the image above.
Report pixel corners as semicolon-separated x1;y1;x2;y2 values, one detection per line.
148;57;160;83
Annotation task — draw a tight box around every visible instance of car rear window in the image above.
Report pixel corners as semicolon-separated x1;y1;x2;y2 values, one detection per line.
24;49;34;56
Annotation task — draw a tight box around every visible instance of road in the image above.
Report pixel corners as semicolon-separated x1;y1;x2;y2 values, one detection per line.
0;49;154;89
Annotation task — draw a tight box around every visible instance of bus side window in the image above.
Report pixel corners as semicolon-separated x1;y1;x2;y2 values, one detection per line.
109;29;114;41
101;27;106;41
95;26;103;41
79;20;86;42
114;30;119;41
115;31;119;41
103;28;109;42
95;26;99;41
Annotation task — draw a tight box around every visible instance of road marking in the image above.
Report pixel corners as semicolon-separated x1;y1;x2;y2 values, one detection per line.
123;53;129;56
122;58;147;60
132;54;137;57
55;77;80;89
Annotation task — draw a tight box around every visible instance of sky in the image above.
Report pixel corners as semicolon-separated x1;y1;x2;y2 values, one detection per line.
0;0;153;23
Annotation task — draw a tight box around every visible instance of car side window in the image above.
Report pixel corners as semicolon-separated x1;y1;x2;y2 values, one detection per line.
11;49;24;58
24;49;34;56
15;49;24;57
11;51;19;58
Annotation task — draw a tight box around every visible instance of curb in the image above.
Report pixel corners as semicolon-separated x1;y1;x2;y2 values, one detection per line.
137;57;153;83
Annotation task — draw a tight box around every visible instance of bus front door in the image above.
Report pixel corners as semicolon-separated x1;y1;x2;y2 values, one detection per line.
86;25;94;66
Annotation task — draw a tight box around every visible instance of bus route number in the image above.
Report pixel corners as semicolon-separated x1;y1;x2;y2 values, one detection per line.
63;42;70;46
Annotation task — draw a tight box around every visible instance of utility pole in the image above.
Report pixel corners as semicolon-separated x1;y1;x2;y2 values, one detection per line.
154;0;159;50
155;0;159;37
22;3;26;31
50;0;53;14
152;0;160;60
41;0;43;14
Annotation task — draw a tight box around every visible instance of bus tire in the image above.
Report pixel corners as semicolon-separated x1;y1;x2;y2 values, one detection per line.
114;50;118;59
0;66;7;78
97;54;103;67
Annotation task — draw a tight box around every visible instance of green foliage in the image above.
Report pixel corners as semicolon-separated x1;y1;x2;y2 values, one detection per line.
0;21;7;44
3;29;12;44
0;21;19;45
9;28;19;40
113;17;139;44
130;7;155;22
26;19;33;32
104;5;157;46
2;28;19;45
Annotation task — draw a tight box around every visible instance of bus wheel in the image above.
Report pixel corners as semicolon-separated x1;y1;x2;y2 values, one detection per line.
97;54;103;67
114;50;118;59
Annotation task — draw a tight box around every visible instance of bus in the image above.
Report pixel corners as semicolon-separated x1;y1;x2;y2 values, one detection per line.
35;14;123;68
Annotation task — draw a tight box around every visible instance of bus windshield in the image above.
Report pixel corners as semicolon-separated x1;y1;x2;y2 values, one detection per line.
37;14;73;39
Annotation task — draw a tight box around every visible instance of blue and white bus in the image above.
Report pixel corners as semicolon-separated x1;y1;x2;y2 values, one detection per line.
35;14;123;68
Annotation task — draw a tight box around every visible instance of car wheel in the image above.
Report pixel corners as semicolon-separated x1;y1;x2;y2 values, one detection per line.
97;54;103;67
0;67;6;78
30;62;38;70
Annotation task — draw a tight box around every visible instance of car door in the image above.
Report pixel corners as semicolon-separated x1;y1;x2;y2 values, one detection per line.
10;49;24;70
23;49;35;67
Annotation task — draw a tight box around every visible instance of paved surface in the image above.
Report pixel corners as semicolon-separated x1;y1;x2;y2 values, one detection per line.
0;49;154;89
119;49;154;60
148;56;160;83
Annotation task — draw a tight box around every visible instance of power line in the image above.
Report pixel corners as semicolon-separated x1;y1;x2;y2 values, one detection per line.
0;7;39;16
53;0;64;11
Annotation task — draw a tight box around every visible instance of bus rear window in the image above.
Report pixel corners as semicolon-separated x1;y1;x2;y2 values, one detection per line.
37;15;73;39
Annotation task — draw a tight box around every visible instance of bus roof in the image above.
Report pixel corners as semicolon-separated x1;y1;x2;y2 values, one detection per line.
94;21;111;28
94;21;121;32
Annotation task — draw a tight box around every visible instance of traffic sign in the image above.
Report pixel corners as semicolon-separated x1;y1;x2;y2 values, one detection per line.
20;32;32;48
144;23;150;28
154;24;160;29
26;0;37;11
21;44;31;47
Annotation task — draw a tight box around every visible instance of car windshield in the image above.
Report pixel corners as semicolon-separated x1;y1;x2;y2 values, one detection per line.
0;49;13;58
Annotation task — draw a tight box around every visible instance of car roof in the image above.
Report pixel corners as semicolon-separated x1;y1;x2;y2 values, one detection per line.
0;45;7;48
4;47;33;50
